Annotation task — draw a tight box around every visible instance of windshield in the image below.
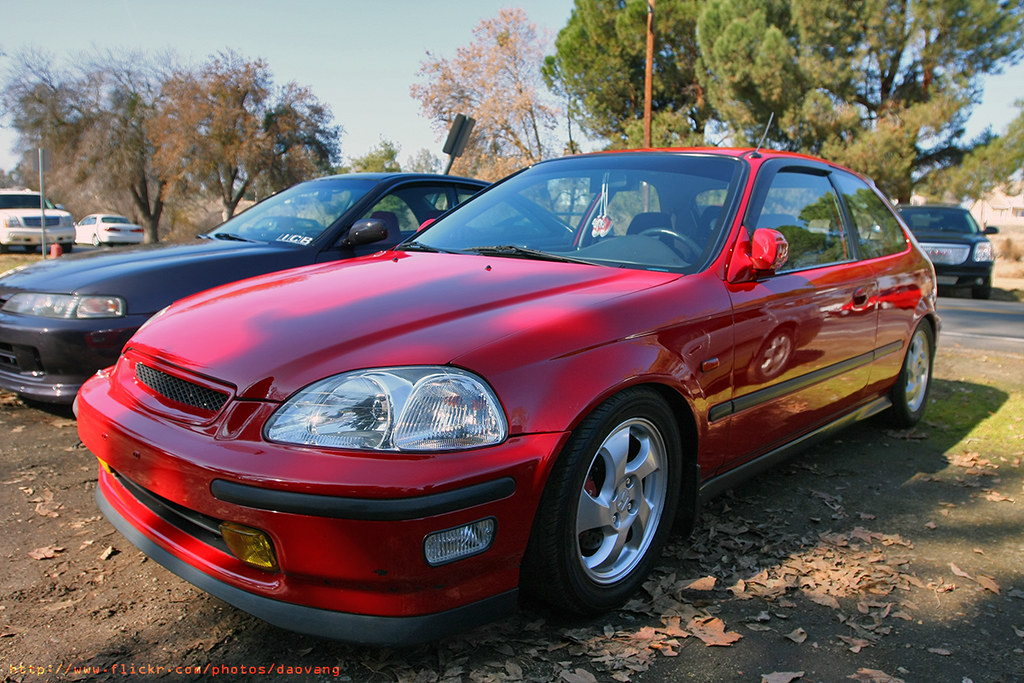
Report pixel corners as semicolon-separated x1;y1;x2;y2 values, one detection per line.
900;207;981;235
410;153;743;273
204;177;378;245
0;194;58;210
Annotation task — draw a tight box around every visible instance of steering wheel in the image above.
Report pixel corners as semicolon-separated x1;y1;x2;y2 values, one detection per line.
639;228;702;261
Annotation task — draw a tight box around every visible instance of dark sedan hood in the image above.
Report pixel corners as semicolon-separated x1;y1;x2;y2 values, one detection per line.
127;251;679;402
0;240;307;315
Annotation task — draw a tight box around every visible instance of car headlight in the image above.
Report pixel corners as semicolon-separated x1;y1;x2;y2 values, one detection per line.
1;292;126;319
973;242;994;262
3;216;22;227
265;367;508;452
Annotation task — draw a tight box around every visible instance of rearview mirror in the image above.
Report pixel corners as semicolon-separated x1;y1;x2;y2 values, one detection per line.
341;218;388;248
750;228;789;272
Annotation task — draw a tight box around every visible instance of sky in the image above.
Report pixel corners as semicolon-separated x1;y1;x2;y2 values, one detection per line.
1;0;1021;174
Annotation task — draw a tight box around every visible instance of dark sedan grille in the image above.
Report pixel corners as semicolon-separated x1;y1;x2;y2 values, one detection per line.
135;363;229;412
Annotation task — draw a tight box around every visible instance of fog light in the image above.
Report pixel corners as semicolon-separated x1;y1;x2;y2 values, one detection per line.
423;518;496;566
220;522;278;571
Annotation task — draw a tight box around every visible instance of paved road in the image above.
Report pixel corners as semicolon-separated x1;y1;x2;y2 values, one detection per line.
936;295;1024;353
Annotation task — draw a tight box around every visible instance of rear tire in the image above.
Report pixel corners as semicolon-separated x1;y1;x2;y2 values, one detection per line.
521;388;681;614
886;321;934;427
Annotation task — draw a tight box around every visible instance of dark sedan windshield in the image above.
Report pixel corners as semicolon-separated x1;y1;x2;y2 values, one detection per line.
204;177;378;245
411;153;743;273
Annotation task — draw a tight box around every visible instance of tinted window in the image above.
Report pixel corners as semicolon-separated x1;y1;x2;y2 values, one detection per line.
0;194;57;210
833;172;907;259
753;171;849;271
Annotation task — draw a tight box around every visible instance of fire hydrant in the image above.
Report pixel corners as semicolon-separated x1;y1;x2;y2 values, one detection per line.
48;243;63;259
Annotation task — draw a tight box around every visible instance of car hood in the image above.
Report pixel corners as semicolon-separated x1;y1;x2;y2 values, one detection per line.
127;251;680;402
908;230;989;245
0;240;306;315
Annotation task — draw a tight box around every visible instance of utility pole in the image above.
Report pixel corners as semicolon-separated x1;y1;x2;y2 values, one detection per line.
643;0;655;149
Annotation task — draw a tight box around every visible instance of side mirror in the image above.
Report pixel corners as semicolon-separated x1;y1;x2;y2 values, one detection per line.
983;226;999;235
750;228;789;272
341;218;388;248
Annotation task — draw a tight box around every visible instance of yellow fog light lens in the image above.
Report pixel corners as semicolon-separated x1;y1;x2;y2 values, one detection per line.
220;522;278;571
423;518;496;566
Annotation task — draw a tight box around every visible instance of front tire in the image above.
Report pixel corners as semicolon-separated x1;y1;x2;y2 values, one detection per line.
521;388;681;614
886;321;934;427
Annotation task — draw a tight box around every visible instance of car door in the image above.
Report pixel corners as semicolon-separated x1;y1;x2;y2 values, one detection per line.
720;162;879;470
831;170;924;391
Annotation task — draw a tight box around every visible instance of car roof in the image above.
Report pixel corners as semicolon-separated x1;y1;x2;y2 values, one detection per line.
305;172;484;184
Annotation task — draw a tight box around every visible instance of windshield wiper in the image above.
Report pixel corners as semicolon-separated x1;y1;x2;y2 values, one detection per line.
209;232;256;242
462;245;592;265
398;241;458;254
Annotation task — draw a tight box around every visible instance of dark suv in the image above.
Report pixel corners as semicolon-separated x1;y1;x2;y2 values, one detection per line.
898;204;997;299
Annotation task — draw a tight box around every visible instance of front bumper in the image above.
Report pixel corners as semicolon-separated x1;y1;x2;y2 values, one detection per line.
76;369;566;644
930;262;993;289
0;227;75;247
0;311;145;402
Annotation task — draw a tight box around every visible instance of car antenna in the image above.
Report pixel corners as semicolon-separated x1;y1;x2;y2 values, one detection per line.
748;113;775;159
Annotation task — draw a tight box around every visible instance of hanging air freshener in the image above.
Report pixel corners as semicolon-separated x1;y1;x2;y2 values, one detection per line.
591;177;612;238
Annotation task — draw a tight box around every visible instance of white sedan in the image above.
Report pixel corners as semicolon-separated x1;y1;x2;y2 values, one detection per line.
75;214;144;245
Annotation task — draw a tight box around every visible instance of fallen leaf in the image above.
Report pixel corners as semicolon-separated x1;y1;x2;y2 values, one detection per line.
683;576;717;591
688;616;742;647
949;563;971;579
847;668;905;682
785;628;808;644
975;574;1000;594
838;635;872;653
806;592;841;610
762;673;804;683
28;546;65;560
561;669;597;683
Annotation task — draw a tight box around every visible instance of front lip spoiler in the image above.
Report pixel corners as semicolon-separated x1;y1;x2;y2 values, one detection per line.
95;487;518;646
210;476;517;521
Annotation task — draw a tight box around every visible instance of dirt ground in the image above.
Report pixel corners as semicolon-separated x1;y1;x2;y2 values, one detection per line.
1;340;1022;683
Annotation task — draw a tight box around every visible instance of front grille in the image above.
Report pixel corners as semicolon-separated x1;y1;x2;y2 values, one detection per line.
920;242;970;265
135;363;229;412
21;216;62;227
0;342;42;374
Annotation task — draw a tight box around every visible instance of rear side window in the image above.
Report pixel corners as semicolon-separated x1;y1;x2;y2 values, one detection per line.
832;172;907;259
752;171;849;271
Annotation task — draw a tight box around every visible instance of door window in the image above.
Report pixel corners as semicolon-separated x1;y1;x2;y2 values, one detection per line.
753;171;849;271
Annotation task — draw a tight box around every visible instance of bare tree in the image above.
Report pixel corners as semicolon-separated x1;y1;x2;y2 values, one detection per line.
1;49;171;241
411;8;559;181
154;51;340;221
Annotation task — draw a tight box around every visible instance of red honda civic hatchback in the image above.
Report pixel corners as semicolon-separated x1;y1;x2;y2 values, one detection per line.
75;149;938;645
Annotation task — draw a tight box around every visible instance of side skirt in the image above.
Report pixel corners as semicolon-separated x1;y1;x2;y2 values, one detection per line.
698;395;892;506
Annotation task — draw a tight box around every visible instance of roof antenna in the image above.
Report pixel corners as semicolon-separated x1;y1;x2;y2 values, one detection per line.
749;112;775;158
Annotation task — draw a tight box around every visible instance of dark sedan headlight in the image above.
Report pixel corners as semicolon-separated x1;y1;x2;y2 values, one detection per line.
265;366;507;452
2;292;126;319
